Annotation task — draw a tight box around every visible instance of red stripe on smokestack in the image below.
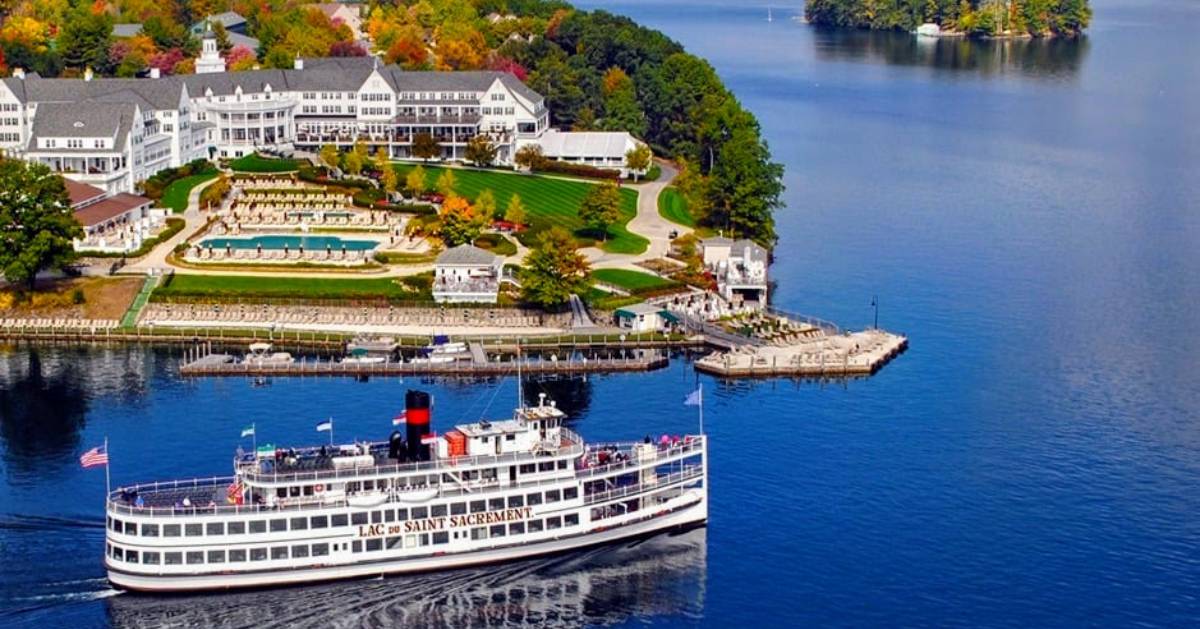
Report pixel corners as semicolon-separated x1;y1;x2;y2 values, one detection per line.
407;408;430;426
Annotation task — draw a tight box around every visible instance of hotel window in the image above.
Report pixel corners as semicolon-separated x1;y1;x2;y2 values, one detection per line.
142;523;159;537
271;547;288;560
229;549;246;562
507;495;524;508
270;519;287;532
564;487;578;500
528;520;544;533
206;522;224;535
164;552;183;565
291;545;309;558
186;552;204;565
143;552;160;565
508;522;525;535
250;548;267;561
227;521;245;535
312;543;329;557
290;517;308;530
565;513;579;526
386;536;403;550
450;502;466;516
351;512;368;525
249;520;267;534
311;515;328;529
163;524;181;537
432;532;449;545
207;550;225;563
331;514;348;527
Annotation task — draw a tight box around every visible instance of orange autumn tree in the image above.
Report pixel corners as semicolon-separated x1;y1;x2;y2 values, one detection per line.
438;195;487;246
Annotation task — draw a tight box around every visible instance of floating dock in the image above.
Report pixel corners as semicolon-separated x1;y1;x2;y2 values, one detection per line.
694;330;908;378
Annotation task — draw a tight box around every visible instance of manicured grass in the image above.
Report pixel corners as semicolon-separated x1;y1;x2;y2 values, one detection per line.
229;153;302;173
658;186;695;228
162;173;218;212
153;274;428;301
393;164;646;254
474;233;518;256
591;268;677;292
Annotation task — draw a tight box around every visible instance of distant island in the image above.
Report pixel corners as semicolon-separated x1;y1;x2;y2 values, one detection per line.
804;0;1092;38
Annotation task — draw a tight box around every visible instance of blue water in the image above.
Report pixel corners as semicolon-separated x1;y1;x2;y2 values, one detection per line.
200;235;380;251
3;0;1200;626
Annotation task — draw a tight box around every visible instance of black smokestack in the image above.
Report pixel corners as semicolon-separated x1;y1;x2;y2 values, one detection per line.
405;390;431;460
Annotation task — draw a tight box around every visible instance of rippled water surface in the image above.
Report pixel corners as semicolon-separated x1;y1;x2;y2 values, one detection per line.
3;0;1200;626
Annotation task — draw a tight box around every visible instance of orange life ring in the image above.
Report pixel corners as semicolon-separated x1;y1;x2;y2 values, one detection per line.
314;484;324;493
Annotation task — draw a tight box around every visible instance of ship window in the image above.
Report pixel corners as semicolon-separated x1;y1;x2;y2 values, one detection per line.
228;521;245;534
363;480;374;491
519;464;535;474
471;527;487;540
207;522;224;535
290;517;308;530
557;460;568;470
331;514;348;527
451;502;466;516
366;538;382;552
405;535;416;548
351;512;368;525
185;523;202;536
165;552;182;565
289;486;300;497
429;505;445;517
208;550;225;563
106;516;113;530
508;522;525;535
303;485;314;496
489;524;506;538
507;496;524;508
546;490;561;503
127;550;140;564
312;543;329;557
565;513;579;526
547;516;562;530
291;545;309;558
527;493;542;506
564;487;578;500
352;540;363;553
470;500;486;513
142;523;159;537
432;532;449;545
538;462;554;472
143;552;160;565
506;434;516;441
270;519;287;532
276;488;287;498
489;498;505;511
229;549;246;562
371;510;382;524
163;524;181;537
112;547;123;561
125;522;137;535
529;520;544;533
186;551;204;564
271;546;288;560
249;520;266;534
396;508;408;521
483;468;497;481
311;516;328;529
387;536;403;550
250;548;267;561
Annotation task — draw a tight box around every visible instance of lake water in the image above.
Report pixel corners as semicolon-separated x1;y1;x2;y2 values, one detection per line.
3;0;1199;626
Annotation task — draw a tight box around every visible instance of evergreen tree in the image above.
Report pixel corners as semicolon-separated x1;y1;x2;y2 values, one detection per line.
59;8;113;72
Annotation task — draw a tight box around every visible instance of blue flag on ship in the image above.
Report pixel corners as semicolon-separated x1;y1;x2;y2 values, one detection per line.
684;385;702;407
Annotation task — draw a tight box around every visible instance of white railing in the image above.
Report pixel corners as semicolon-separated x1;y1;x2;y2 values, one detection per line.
583;466;704;505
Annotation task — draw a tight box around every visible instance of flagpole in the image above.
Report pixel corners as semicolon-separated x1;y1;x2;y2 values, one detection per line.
329;418;334;446
699;383;704;435
252;423;257;454
104;436;111;497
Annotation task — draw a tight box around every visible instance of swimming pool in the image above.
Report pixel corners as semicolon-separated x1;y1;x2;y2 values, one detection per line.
199;235;380;251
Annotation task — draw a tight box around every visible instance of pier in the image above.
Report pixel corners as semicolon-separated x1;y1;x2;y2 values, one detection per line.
694;329;908;377
179;352;670;377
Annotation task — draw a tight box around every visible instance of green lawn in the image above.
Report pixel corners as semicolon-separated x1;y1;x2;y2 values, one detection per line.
658;187;695;228
590;268;677;292
153;274;429;301
230;153;302;173
162;173;218;212
474;233;518;256
392;164;647;254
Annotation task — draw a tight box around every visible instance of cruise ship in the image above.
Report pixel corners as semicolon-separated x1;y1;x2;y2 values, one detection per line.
103;390;707;592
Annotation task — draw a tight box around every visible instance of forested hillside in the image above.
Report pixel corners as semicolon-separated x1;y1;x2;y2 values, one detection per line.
804;0;1091;37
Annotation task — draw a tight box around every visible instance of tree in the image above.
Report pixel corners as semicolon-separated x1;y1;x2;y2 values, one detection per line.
381;164;399;198
406;165;427;197
504;194;527;227
435;169;457;197
475;189;498;220
625;144;652;181
514;144;545;171
438;195;486;246
520;226;591;310
345;140;368;176
58;7;113;72
225;45;256;72
411;132;440;162
706;114;784;247
465;135;498;168
0;159;82;290
578;181;623;241
319;144;340;171
373;146;391;175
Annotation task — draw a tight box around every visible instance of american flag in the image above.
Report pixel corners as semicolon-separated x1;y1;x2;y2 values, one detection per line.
79;445;108;468
392;410;407;426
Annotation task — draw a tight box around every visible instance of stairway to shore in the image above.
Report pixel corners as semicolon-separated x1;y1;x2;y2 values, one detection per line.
119;274;160;328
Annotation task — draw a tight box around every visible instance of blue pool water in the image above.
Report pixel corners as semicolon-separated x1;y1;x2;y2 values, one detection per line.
200;235;380;251
3;0;1200;626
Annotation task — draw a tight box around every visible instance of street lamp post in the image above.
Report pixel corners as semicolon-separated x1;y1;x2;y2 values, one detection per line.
871;295;879;330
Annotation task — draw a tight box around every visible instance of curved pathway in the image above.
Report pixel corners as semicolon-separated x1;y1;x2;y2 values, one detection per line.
587;159;686;270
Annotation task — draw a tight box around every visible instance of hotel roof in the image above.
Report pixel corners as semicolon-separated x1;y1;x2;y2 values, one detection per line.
30;101;137;150
64;179;106;208
538;129;637;159
436;244;501;266
74;193;153;227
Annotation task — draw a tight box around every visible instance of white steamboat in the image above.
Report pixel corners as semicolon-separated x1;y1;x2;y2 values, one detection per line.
103;390;708;592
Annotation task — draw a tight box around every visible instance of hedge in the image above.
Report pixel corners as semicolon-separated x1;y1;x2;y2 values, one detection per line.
533;160;622;181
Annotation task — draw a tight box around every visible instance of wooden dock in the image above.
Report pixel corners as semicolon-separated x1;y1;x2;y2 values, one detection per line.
694;333;908;378
179;353;670;377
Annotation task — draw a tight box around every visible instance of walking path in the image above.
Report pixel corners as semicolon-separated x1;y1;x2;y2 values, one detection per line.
585;160;684;270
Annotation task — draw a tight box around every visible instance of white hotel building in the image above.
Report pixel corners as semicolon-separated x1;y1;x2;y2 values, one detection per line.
0;40;645;195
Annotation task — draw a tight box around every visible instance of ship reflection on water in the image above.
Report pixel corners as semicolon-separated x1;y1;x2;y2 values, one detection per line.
105;527;707;628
